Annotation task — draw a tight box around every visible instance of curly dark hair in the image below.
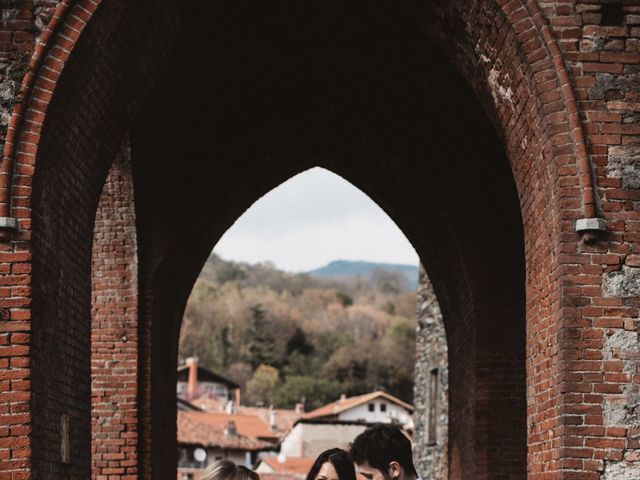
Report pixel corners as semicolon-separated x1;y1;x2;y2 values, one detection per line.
306;448;356;480
349;424;417;478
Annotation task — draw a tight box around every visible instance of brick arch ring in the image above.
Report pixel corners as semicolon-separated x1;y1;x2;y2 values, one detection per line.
0;0;605;241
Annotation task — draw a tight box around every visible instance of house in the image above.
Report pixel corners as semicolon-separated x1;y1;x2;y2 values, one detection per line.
178;397;203;411
279;391;414;460
183;411;283;444
177;411;276;479
303;391;414;427
177;357;240;405
237;404;304;435
279;420;367;459
176;360;306;479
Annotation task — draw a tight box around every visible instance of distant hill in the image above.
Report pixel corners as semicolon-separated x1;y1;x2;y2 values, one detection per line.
307;260;419;290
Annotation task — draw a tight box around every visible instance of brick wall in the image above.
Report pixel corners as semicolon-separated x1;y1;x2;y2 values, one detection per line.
0;5;55;476
547;4;640;478
0;1;637;479
0;1;56;148
0;1;180;478
91;143;138;479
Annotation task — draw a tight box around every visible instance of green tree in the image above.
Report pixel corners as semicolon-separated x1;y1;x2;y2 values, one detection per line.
226;361;252;393
376;318;417;401
245;364;280;406
313;331;353;363
323;345;370;396
216;261;247;284
372;269;404;294
336;291;353;307
275;375;342;410
286;327;314;356
282;351;323;377
246;304;277;369
381;301;396;315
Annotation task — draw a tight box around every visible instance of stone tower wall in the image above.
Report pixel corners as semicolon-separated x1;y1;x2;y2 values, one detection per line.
413;266;448;480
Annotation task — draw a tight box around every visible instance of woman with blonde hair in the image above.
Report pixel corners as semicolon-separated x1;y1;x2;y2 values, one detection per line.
202;459;260;480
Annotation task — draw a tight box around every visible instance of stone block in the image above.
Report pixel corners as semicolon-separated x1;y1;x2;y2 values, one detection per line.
603;266;640;297
607;143;640;189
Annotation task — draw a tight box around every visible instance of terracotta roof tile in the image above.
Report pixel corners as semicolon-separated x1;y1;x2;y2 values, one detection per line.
237;406;302;433
177;411;276;451
303;391;413;420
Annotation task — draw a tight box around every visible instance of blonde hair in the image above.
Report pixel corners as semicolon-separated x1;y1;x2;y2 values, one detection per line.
201;460;260;480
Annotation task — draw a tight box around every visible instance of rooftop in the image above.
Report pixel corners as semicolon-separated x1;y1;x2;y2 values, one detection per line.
177;411;277;450
303;391;413;421
237;406;302;433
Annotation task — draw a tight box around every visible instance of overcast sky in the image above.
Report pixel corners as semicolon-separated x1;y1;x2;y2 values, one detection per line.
213;167;419;272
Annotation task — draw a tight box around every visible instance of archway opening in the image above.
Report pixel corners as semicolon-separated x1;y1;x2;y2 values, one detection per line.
175;166;441;477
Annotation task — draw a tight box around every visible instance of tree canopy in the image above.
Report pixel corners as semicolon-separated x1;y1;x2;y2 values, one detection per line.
179;254;418;408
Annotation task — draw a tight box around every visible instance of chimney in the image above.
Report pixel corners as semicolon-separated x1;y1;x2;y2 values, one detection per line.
224;420;237;437
186;357;198;399
339;393;347;403
269;408;277;432
235;387;241;407
295;403;305;414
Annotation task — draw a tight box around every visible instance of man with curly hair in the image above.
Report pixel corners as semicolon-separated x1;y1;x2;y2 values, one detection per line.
349;424;419;480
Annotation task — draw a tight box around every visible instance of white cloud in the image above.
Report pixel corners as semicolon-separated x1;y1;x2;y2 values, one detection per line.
213;167;419;272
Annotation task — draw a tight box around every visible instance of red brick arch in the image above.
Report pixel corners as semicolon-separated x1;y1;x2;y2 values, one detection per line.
0;1;599;236
0;1;637;480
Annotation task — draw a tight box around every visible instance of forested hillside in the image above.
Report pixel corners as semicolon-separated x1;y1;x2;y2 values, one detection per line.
179;254;418;409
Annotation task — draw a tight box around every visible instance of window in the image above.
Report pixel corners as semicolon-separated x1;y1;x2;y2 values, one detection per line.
380;403;387;412
428;368;438;445
368;403;375;412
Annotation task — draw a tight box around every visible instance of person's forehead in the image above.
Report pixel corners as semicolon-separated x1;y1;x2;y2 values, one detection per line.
318;462;338;477
355;462;380;475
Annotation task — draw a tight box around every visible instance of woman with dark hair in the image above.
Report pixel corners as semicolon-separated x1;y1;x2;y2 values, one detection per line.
306;448;357;480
